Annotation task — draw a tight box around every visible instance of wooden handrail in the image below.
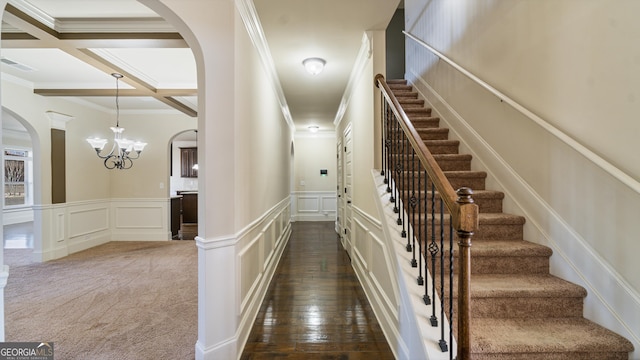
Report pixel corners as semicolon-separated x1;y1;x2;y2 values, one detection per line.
375;74;478;233
375;74;478;359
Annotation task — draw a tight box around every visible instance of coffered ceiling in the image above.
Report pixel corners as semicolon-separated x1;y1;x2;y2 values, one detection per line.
1;0;399;133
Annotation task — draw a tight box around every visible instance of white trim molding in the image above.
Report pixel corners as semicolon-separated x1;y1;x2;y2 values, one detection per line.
290;191;337;222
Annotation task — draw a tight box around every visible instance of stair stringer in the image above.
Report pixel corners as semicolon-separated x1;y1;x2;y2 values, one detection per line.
367;169;457;360
407;71;640;357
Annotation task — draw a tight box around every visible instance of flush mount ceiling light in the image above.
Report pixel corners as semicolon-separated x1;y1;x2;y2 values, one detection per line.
302;57;326;75
86;73;147;170
308;125;320;133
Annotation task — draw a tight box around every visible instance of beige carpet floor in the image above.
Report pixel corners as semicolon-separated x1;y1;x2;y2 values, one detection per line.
4;241;197;360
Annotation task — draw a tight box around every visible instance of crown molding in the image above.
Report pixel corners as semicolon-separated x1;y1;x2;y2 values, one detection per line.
235;0;295;132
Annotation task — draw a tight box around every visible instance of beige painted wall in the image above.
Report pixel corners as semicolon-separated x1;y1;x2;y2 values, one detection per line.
405;0;640;352
293;133;336;192
234;11;293;227
105;113;196;199
2;77;197;202
336;31;387;218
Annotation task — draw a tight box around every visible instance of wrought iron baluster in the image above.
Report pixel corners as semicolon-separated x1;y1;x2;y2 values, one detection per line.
449;214;455;360
381;97;387;179
429;181;439;327
399;131;406;234
439;198;448;352
423;173;430;304
408;148;417;253
390;118;399;207
385;106;392;192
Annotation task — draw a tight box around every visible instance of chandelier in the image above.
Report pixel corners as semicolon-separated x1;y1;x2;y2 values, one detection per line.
86;73;147;169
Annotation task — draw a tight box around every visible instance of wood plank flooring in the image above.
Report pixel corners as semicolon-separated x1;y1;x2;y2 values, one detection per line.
241;221;395;359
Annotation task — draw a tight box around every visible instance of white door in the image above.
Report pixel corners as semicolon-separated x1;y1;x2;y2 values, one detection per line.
343;125;353;256
336;137;344;236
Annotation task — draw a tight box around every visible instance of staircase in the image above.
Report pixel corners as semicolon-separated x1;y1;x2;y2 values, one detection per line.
385;79;634;359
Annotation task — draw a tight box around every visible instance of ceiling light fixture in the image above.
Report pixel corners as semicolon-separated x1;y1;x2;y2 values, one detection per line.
308;125;320;133
302;57;326;75
86;73;147;170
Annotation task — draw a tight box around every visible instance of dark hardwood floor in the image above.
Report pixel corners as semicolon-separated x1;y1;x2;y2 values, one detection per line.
241;221;395;359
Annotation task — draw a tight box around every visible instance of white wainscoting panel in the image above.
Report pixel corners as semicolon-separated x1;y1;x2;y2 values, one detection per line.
291;191;337;221
236;198;292;357
110;199;169;241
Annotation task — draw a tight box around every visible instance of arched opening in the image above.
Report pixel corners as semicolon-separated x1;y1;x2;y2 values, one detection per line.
167;129;198;240
2;107;40;262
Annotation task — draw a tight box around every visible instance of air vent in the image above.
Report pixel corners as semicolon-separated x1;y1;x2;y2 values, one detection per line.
1;57;35;72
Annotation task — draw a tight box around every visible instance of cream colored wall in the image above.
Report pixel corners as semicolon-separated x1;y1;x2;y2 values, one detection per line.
234;13;293;227
1;79;111;203
336;31;387;218
293;133;336;192
405;0;640;353
105;113;196;199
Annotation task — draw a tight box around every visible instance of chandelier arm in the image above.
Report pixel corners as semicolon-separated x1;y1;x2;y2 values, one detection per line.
104;155;118;170
121;156;134;169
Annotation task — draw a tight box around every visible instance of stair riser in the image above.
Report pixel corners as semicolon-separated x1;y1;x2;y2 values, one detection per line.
423;143;459;154
447;177;486;191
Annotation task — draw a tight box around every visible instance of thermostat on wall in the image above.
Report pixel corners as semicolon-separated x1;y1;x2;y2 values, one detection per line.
320;169;328;176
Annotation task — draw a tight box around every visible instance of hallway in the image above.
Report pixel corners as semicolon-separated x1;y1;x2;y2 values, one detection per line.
241;221;395;359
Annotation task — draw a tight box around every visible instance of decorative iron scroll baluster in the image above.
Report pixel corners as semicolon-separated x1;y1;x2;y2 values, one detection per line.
449;215;455;360
439;198;448;352
408;149;417;254
429;181;439;327
409;152;418;262
374;75;477;360
422;172;429;303
399;132;407;235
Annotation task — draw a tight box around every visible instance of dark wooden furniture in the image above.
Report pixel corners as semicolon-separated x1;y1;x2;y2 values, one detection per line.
175;191;198;240
170;196;181;239
179;191;198;224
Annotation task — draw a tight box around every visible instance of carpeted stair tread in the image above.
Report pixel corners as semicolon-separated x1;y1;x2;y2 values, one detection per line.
397;98;424;106
471;318;635;357
402;189;504;201
407;116;440;127
433;153;473;161
386;79;635;358
418;212;525;225
469;240;552;258
469;274;587;299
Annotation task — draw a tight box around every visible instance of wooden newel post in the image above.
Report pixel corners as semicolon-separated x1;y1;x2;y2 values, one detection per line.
456;187;477;360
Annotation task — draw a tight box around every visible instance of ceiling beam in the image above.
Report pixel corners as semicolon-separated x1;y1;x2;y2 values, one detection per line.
2;4;197;117
34;89;197;97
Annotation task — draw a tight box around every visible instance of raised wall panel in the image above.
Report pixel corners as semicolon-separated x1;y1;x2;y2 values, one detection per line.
114;206;164;229
292;191;337;221
68;207;109;238
239;234;263;313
